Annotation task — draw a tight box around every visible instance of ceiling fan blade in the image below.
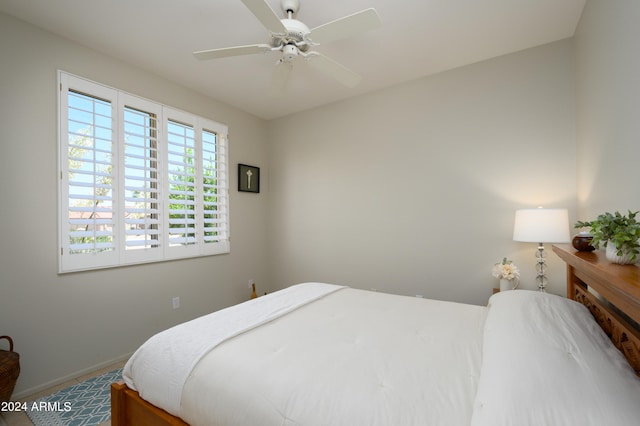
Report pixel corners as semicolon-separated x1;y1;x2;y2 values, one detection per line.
240;0;287;34
305;52;362;88
193;44;272;60
270;61;293;95
309;8;381;45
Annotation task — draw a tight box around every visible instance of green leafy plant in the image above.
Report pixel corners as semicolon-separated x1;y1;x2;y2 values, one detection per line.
575;211;640;261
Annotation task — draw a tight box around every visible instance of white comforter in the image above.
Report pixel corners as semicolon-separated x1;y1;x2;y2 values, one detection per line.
123;283;347;417
124;283;487;425
124;285;640;425
181;286;487;426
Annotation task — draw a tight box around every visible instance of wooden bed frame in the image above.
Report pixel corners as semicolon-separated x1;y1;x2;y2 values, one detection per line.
111;381;188;426
552;244;640;375
110;244;640;425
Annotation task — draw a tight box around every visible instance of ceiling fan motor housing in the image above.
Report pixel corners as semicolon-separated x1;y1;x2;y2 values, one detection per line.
271;18;311;52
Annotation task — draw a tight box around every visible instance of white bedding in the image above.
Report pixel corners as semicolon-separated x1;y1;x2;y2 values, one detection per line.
472;290;640;426
181;287;487;426
123;282;346;416
124;284;640;426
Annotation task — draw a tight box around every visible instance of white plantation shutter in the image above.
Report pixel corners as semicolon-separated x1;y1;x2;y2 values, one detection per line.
67;92;115;254
202;130;226;243
166;118;197;249
120;94;163;264
163;109;230;258
59;72;230;273
60;74;119;272
201;125;230;253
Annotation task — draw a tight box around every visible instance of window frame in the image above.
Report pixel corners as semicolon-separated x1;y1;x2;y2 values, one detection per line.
58;71;230;273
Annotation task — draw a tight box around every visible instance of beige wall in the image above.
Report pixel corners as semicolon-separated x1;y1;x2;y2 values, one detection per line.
267;39;577;305
0;12;270;397
574;0;640;218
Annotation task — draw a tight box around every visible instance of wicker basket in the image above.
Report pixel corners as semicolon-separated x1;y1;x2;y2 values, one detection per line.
0;335;20;402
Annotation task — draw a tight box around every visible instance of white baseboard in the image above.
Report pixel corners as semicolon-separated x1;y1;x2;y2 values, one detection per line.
12;352;133;400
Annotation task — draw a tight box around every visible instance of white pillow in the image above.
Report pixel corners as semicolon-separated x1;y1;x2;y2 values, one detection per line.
471;290;640;426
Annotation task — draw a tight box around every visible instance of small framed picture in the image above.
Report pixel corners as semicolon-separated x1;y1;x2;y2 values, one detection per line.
238;164;260;193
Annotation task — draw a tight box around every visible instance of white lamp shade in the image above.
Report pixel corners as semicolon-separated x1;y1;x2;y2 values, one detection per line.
513;208;570;243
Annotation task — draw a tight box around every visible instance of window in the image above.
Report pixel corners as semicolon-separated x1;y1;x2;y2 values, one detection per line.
58;72;229;273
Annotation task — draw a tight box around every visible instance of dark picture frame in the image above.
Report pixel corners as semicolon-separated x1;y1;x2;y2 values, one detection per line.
238;164;260;193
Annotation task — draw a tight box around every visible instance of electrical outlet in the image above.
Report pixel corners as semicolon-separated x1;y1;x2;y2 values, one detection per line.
172;297;180;310
248;279;254;289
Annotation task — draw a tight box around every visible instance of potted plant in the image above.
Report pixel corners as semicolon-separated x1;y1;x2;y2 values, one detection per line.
575;210;640;264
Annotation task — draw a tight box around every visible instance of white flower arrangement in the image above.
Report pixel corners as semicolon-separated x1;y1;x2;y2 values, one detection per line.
492;257;520;280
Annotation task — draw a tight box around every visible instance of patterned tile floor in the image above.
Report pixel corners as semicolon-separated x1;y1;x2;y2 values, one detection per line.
0;360;125;426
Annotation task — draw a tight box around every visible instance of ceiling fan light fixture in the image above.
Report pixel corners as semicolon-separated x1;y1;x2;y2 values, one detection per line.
282;44;298;62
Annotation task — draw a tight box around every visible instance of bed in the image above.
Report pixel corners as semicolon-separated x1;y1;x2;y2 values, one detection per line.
111;244;640;425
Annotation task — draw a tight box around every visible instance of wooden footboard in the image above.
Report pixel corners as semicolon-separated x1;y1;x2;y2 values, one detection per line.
111;381;189;426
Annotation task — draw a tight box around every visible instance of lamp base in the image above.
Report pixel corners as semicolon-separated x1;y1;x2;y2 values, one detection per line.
535;243;548;292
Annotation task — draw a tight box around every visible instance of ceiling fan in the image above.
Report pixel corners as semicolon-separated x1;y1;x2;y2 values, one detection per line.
193;0;381;92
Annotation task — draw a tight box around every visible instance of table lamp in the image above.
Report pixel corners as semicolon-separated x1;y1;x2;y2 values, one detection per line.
513;207;570;292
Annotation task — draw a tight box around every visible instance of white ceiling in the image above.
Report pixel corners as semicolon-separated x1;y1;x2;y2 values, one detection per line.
0;0;586;120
